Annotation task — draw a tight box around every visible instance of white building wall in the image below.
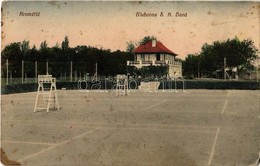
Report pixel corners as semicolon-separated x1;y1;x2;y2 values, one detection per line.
167;54;172;61
150;54;156;61
136;54;157;61
145;54;150;61
136;54;142;61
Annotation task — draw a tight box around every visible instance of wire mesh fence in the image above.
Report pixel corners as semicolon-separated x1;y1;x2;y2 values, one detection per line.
1;60;112;86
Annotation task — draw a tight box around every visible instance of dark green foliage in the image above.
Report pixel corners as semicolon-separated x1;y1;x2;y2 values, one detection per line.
183;37;258;78
140;66;168;78
159;80;259;90
1;37;134;79
182;54;199;78
125;36;157;52
139;36;157;45
1;83;38;94
126;41;136;53
61;36;69;50
1;42;23;77
2;80;259;95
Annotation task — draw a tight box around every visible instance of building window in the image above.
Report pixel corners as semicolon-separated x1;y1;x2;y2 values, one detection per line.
156;53;160;61
141;54;145;61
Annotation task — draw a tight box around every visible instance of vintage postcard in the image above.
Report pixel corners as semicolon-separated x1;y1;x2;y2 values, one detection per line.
1;1;260;166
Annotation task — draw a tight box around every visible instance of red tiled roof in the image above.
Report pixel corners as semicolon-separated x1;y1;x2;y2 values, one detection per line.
133;41;177;56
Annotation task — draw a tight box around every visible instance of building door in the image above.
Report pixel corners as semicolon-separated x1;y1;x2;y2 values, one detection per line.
156;53;160;61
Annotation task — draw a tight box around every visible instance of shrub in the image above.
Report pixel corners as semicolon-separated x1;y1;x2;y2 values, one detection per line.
1;80;259;95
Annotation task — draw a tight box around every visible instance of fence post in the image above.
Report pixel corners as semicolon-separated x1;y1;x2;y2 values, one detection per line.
174;72;178;92
10;71;12;84
22;60;24;84
224;57;226;80
74;70;77;81
35;61;37;83
6;59;8;85
70;61;73;82
46;60;49;75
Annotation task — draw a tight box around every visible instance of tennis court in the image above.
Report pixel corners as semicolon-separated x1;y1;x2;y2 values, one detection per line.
1;89;259;165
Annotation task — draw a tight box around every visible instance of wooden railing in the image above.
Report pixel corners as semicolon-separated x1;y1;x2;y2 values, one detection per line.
128;60;182;66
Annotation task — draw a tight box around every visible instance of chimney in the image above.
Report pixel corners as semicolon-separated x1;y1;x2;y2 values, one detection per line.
152;40;156;47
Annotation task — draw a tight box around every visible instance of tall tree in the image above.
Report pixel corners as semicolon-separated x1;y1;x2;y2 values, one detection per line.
185;37;258;78
182;54;200;78
61;36;69;50
1;42;22;77
200;38;257;74
139;36;157;45
20;40;30;58
40;41;48;51
126;41;136;52
126;36;158;51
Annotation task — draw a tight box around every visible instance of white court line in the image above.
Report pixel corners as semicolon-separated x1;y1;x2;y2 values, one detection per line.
103;127;215;133
151;110;220;114
208;127;220;166
144;100;168;109
221;100;228;114
3;107;34;110
221;91;229;114
18;127;100;162
3;120;218;129
1;98;36;100
95;98;226;101
2;140;55;146
2;123;93;128
94;108;222;114
2;98;227;102
2;122;215;133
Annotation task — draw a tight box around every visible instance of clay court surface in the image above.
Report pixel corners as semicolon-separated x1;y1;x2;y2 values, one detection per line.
1;89;259;166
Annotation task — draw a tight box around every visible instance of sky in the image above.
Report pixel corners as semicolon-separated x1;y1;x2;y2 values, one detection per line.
1;1;260;59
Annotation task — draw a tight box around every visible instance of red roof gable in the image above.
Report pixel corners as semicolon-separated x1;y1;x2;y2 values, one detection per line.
133;41;177;56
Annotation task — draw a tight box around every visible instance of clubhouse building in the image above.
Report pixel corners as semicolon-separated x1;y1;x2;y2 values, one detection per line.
127;40;182;78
